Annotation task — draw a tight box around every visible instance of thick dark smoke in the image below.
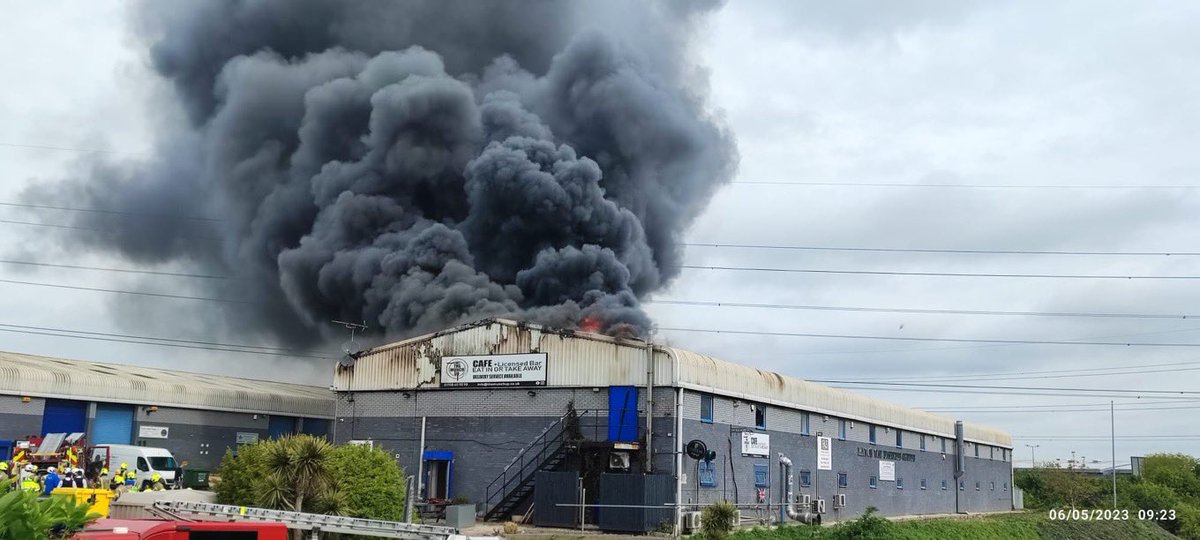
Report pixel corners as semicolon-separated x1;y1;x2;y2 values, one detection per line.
30;0;737;343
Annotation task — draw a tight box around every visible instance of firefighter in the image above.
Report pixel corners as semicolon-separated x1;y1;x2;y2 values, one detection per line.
73;468;88;488
111;466;126;492
98;466;109;488
145;472;167;491
0;461;10;483
42;466;62;496
19;465;39;493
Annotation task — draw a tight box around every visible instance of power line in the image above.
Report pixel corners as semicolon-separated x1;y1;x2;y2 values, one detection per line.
659;326;1200;347
682;242;1200;257
0;322;333;359
0;277;251;304
827;386;1200;400
932;405;1200;413
731;181;1200;189
653;299;1197;320
922;399;1200;411
865;361;1200;382
679;264;1200;280
811;380;1200;395
0;202;219;223
0;142;148;157
0;259;228;280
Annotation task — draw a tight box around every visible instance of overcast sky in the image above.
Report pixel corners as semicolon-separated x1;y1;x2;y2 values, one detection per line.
3;0;1199;467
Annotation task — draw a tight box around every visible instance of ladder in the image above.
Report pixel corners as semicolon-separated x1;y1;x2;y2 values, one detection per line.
151;500;465;540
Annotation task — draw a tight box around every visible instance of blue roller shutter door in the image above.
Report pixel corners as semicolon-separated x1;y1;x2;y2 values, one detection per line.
41;399;87;435
91;403;134;444
269;416;296;438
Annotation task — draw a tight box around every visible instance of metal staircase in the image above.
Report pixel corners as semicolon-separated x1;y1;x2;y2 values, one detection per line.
483;408;592;522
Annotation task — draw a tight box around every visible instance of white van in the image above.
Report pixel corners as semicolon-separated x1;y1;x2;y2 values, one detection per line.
91;444;179;488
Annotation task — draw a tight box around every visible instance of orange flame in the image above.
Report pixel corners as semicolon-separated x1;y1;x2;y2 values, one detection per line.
578;315;602;334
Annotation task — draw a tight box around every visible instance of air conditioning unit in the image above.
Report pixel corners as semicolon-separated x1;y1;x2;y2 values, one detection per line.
815;499;827;514
835;494;846;508
799;494;811;507
685;512;702;532
608;451;631;470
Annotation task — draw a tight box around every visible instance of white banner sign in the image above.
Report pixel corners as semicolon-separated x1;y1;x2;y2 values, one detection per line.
817;436;833;470
440;353;547;387
236;432;259;445
741;431;770;457
139;425;169;439
879;460;895;481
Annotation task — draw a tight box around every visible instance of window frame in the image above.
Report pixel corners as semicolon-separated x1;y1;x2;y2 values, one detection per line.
754;404;766;430
897;477;904;490
799;470;812;487
869;476;878;489
754;464;769;487
698;460;718;487
920;479;927;490
896;430;903;448
838;419;847;440
941;480;947;490
800;412;810;436
941;437;947;454
838;472;848;488
920;435;926;451
869;425;877;445
700;394;714;424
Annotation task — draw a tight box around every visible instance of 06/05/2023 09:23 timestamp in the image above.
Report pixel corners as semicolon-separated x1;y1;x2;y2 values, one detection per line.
1048;508;1177;521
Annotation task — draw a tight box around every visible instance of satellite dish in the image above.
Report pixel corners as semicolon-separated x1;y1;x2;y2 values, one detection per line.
338;353;357;367
342;339;361;356
686;439;708;460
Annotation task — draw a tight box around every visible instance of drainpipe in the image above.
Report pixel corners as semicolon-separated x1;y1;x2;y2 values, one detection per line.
645;336;655;473
416;416;427;502
954;420;965;514
778;453;818;524
669;348;684;536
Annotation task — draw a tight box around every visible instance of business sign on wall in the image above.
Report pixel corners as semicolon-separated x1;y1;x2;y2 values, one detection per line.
879;460;896;482
236;432;260;445
741;431;770;457
440;353;547;388
139;425;169;439
817;436;833;470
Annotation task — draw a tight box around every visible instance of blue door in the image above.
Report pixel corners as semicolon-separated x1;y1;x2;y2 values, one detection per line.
269;416;296;438
300;418;329;437
607;386;639;442
91;403;134;444
41;399;87;435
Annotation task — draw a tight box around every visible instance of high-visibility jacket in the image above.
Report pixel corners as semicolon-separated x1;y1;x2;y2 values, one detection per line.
20;477;39;492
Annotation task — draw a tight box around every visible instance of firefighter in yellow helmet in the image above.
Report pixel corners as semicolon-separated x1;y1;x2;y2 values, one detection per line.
0;461;10;483
146;472;167;491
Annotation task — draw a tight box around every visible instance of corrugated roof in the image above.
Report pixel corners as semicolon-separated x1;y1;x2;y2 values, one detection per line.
337;319;1011;447
0;351;333;418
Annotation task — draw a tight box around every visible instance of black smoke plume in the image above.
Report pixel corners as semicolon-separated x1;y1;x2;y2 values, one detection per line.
31;0;737;343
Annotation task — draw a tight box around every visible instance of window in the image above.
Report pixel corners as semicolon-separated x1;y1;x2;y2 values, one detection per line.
1003;482;1008;492
754;464;769;487
959;481;965;491
800;412;810;435
975;481;981;491
869;476;878;489
975;444;980;458
920;435;926;451
698;461;717;487
920;479;927;490
990;447;995;460
755;404;766;430
896;430;903;448
897;477;904;490
941;480;947;490
869;425;877;445
838;419;847;440
700;394;714;423
990;481;995;491
838;472;848;488
137;457;149;472
799;470;811;487
941;438;947;453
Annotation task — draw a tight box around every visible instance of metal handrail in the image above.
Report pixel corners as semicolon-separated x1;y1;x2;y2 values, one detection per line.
484;409;607;517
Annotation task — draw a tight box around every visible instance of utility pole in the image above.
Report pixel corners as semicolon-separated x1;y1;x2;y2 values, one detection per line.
1111;400;1117;508
1025;444;1039;468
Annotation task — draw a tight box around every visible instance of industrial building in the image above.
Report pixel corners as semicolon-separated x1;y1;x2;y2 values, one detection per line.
0;351;334;470
332;318;1013;529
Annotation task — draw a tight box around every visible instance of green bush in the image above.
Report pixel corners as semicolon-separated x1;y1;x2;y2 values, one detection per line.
701;501;739;540
828;506;892;540
0;480;100;539
213;442;270;506
328;443;409;520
